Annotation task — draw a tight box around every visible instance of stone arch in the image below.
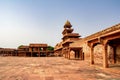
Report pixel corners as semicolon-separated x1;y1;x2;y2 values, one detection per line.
107;38;120;66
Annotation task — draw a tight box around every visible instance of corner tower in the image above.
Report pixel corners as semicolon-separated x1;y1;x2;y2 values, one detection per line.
62;20;80;42
62;20;81;59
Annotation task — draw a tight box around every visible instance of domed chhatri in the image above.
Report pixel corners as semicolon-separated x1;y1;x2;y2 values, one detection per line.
62;20;80;40
64;20;72;28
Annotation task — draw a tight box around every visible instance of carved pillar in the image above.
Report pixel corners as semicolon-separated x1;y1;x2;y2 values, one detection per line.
64;50;66;58
80;51;82;60
88;42;94;64
103;40;108;68
67;49;69;59
80;48;82;60
90;45;94;64
68;48;70;59
67;50;69;58
66;50;68;58
65;50;67;58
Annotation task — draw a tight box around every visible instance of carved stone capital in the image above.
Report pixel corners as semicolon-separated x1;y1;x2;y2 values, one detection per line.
99;37;108;45
87;42;94;48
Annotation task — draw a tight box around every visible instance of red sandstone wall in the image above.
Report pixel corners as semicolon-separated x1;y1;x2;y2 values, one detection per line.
82;42;90;61
18;53;26;57
83;43;115;66
94;44;103;67
83;43;120;66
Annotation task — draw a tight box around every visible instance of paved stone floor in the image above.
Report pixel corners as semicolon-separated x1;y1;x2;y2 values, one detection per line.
0;57;120;80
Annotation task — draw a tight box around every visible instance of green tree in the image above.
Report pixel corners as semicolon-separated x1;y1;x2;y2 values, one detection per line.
47;46;54;51
18;45;24;49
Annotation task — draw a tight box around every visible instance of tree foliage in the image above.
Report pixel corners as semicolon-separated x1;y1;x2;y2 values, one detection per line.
18;45;24;49
47;46;54;51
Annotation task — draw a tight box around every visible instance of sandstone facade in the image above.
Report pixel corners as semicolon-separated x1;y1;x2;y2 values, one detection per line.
55;21;120;68
0;43;54;57
55;21;83;60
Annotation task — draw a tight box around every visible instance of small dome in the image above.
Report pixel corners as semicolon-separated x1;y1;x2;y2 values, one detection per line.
64;20;72;28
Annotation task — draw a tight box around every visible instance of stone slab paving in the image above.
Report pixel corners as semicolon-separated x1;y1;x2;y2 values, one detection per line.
0;57;120;80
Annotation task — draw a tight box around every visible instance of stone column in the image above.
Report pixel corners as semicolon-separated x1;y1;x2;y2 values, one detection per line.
65;50;67;58
67;49;69;59
81;49;84;60
80;49;82;60
90;45;94;64
68;48;70;59
103;43;108;68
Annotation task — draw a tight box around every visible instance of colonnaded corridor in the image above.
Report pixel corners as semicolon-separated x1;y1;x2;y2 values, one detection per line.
0;57;120;80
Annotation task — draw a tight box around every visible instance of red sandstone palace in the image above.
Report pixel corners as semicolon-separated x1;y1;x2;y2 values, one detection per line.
0;20;120;68
0;43;54;57
55;21;120;68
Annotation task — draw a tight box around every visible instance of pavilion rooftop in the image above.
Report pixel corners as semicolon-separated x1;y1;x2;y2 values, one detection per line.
29;43;48;47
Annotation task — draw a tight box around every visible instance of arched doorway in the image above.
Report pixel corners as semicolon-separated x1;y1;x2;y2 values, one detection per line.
69;47;83;60
108;38;120;68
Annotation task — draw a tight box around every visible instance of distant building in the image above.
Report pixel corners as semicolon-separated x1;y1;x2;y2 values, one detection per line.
17;45;29;56
0;48;17;56
29;43;48;57
0;43;54;57
54;42;63;56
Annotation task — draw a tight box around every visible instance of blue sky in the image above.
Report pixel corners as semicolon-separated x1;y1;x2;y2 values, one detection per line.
0;0;120;48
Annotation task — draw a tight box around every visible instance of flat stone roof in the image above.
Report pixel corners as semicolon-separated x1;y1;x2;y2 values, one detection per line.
29;43;48;47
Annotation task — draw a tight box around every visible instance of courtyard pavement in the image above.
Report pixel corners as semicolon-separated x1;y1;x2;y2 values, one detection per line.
0;57;120;80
